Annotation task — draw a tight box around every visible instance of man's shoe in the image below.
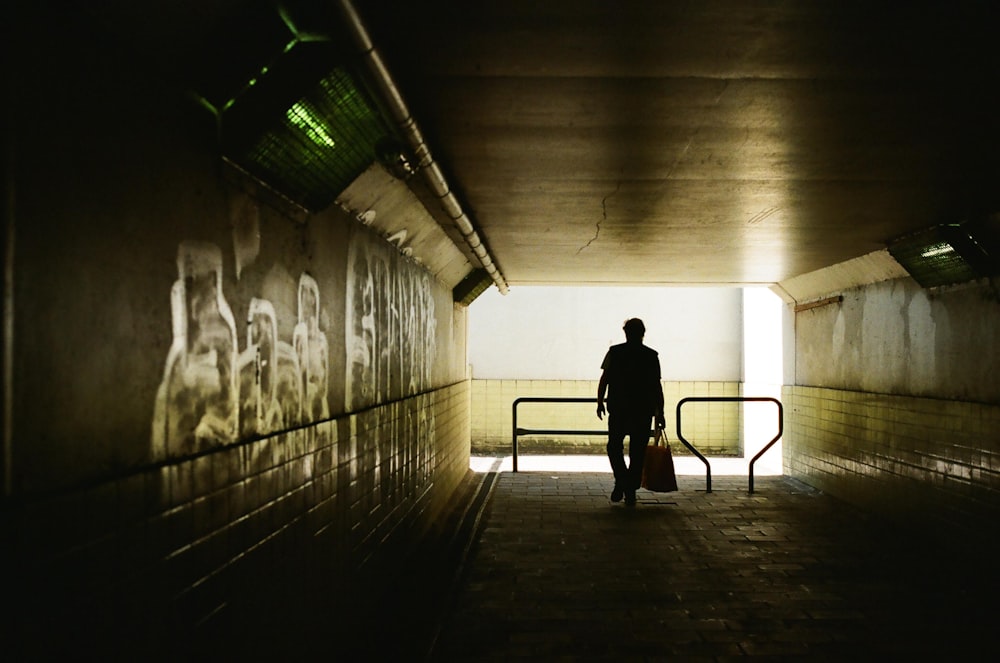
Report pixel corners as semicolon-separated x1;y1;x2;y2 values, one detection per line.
625;491;637;506
610;485;624;502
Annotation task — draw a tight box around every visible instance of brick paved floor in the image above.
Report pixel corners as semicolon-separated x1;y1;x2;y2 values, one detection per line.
431;472;996;661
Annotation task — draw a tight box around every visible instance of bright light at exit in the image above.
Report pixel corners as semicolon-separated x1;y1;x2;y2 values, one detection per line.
743;287;783;475
467;286;786;476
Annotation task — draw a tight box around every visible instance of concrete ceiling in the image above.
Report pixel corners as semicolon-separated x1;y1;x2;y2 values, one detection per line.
357;0;1000;286
77;0;1000;289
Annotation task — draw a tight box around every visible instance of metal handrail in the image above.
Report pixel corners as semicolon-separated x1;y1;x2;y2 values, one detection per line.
512;397;605;472
675;396;783;494
511;398;702;486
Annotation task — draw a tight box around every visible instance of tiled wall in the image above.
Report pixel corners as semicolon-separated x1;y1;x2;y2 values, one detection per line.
783;385;1000;535
6;382;471;657
472;379;742;456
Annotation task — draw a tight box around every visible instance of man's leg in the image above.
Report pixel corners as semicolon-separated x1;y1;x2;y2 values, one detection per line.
625;417;653;502
606;414;628;501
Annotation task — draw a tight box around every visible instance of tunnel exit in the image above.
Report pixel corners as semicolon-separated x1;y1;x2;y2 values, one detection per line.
468;285;784;476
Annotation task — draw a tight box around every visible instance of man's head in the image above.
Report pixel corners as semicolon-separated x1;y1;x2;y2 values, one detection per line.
623;318;645;342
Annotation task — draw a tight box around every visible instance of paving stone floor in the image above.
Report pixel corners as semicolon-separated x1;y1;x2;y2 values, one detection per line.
430;472;997;661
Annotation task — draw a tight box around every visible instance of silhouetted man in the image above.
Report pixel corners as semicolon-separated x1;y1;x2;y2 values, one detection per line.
596;318;666;505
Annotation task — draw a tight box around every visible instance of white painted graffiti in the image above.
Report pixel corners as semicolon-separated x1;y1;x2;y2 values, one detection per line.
345;235;437;412
152;241;330;458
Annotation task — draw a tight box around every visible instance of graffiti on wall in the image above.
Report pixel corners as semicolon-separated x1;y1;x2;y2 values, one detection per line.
151;213;438;460
345;235;437;411
152;241;330;458
295;274;330;422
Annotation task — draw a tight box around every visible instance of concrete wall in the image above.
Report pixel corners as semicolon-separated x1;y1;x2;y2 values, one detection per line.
4;6;472;656
469;286;743;381
784;275;1000;538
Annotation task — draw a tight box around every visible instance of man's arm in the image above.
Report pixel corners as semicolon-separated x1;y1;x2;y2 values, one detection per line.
653;356;665;429
596;370;608;419
654;380;665;429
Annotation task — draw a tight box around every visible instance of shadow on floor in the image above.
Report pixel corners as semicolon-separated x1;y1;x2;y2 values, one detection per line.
428;472;997;661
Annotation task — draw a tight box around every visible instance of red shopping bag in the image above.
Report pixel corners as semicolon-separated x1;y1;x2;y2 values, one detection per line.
641;428;678;492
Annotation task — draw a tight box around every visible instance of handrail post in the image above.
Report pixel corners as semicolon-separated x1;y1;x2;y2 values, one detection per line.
747;398;783;494
675;398;713;493
512;398;520;472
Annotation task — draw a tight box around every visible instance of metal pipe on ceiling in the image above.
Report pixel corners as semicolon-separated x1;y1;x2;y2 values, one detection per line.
335;0;510;295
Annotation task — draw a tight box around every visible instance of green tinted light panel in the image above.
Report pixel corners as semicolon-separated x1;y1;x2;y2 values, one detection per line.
888;224;986;288
240;68;389;211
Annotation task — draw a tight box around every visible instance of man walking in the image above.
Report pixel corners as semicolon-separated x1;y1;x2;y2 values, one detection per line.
596;318;666;505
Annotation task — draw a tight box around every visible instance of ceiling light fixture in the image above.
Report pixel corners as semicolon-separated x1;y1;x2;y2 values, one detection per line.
183;3;400;211
888;222;998;288
919;243;955;258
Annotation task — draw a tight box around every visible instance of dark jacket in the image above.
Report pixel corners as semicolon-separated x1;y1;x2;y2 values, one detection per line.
600;342;661;415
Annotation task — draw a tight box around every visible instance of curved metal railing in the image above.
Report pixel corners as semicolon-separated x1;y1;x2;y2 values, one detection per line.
510;395;782;494
675;396;783;494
